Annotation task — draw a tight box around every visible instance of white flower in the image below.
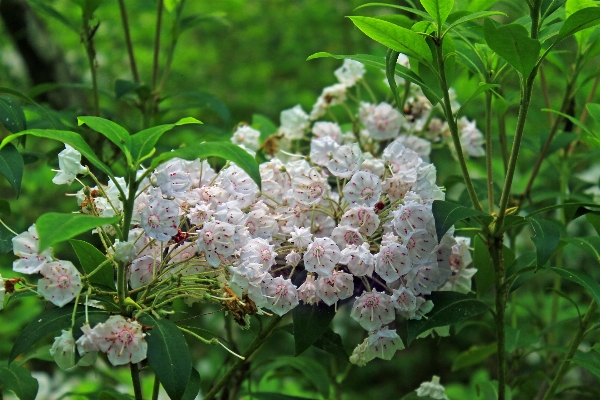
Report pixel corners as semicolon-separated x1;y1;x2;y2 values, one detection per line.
392;201;433;238
359;102;402;140
113;240;136;263
92;315;147;366
406;229;437;263
75;323;101;357
239;238;277;269
262;276;299;316
289;226;313;249
327;143;363;178
334;59;366;86
291;168;329;205
331;225;363;249
382;142;423;174
312;121;343;143
315;271;354;306
298;274;319;305
310;83;348;120
340;243;375;277
229;262;268;291
12;224;53;274
50;330;76;370
280;105;310;140
361;152;385;177
393;135;431;162
222;165;259;208
141;197;180;242
375;243;412;283
0;274;5;310
310;136;339;166
155;158;192;197
197;220;237;267
458;117;485;157
343;171;382;207
37;261;82;307
304;237;341;277
363;327;404;362
129;255;159;289
187;202;213;226
232;125;261;151
286;251;302;267
340;206;380;236
245;201;278;239
350;290;395;331
383;172;416;201
391;286;417;313
416;376;448;399
52;144;88;185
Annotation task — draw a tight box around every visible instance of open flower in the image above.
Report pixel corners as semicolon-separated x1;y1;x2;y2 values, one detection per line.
37;261;82;307
343;171;382;207
12;224;53;274
315;271;354;306
350;290;394;331
262;276;299;316
52;144;88;185
141;197;180;242
304;237;341;277
92;315;147;366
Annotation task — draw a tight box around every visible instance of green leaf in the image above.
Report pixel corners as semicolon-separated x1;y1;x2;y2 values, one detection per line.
406;292;489;345
454;83;500;120
505;326;540;352
27;0;80;33
36;213;120;251
251;114;278;143
355;3;432;20
245;394;315;400
292;303;336;356
587;103;600;124
181;368;201;400
16;345;54;365
162;92;230;125
0;199;11;216
263;356;330;397
525;217;561;269
505;252;537;292
474;235;494;298
400;391;437;400
444;11;507;33
451;343;496;371
349;16;433;64
312;328;348;361
129;118;202;166
573;350;600;378
542;108;596;137
77;116;131;157
541;0;566;20
0;96;26;133
0;222;14;254
483;19;541;77
421;0;454;27
548;267;600;304
0;129;117;183
0;87;63;129
386;49;403;110
432;200;491;241
563;237;600;262
98;390;135;400
586;213;600;235
0;143;24;196
115;79;142;100
148;142;261;190
138;314;192;400
0;363;39;400
179;12;230;32
555;7;600;43
70;239;115;289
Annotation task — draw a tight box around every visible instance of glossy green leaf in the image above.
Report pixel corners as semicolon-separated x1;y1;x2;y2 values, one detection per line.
292;303;336;356
138;314;192;400
563;237;600;262
349;16;433;64
451;343;496;371
70;239;115;289
454;83;500;120
148;142;261;189
0;87;63;129
444;11;507;33
525;217;561;269
0;143;24;196
483;19;541;77
264;356;330;396
36;213;120;251
432;200;491;242
386;49;402;110
0;363;39;400
421;0;454;27
181;368;201;400
541;0;566;19
555;7;600;43
548;267;600;304
0;96;26;133
0;129;116;182
78;116;131;157
0;222;14;254
473;235;493;298
16;345;54;365
406;292;489;345
129;117;202;166
573;350;600;378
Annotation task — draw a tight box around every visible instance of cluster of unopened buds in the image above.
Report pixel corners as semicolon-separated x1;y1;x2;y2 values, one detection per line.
3;57;480;368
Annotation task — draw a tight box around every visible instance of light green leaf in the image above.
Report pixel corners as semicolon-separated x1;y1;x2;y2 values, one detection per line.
0;363;38;400
406;292;489;345
148;142;261;189
138;314;192;400
70;239;115;289
483;19;541;77
355;3;432;20
0;143;24;196
432;200;492;241
349;16;433;64
0;96;26;133
454;83;500;120
386;49;403;110
444;11;507;33
263;356;330;397
251;114;277;143
292;303;336;356
555;7;600;43
78;116;131;157
525;217;561;269
36;213;120;251
587;103;600;124
421;0;454;27
452;343;496;371
548;267;600;304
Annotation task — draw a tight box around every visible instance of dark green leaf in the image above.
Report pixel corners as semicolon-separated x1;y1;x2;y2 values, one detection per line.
162;91;230;124
406;292;489;345
451;343;496;371
28;0;79;33
483;19;541;76
525;217;561;269
0;87;63;129
181;368;201;400
129;117;202;166
36;213;120;251
78;116;131;157
555;7;600;43
0;143;24;196
386;49;402;110
541;0;566;20
0;363;39;400
138;314;192;400
0;199;11;216
292;303;336;356
432;200;492;242
505;326;539;353
474;235;494;298
572;350;600;378
421;0;454;26
454;83;500;120
586;213;600;235
400;391;437;400
115;79;141;100
444;11;507;33
251;114;277;143
98;390;135;400
312;328;348;361
349;16;433;64
246;394;315;400
179;12;229;32
16;345;54;365
548;267;600;305
264;356;330;396
70;239;115;289
506;252;538;292
0;223;15;253
0;96;26;133
563;237;600;262
148;142;261;189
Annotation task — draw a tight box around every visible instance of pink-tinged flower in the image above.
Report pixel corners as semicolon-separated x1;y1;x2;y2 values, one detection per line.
231;125;261;151
392;202;433;237
304;237;341;277
343;171;382;207
229;262;268;291
262;276;299;316
12;224;53;274
129;255;159;289
363;327;404;361
382;142;423;174
350;290;394;331
141;197;180;242
359;102;402;140
340;243;375;277
280;105;310;140
331;225;363;249
375;243;412;283
327;143;363;178
406;263;441;295
391;286;417;313
406;230;437;263
310;136;340;166
197;220;236;267
288;226;313;249
76;323;101;356
37;261;82;307
286;251;302;267
334;59;365;87
93;315;147;366
222;165;259;207
315;271;354;306
382;172;416;201
154;158;192;197
187;202;213;227
52;144;88;185
312;121;343;143
292;168;329;205
298;274;319;305
340;206;380;236
245;201;278;239
240;238;277;269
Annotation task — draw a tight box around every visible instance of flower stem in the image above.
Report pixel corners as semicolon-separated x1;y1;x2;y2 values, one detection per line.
151;374;160;400
485;91;494;214
117;0;140;83
130;362;143;400
152;0;164;89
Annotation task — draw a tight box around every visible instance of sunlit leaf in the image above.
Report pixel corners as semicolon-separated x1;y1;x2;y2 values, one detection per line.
36;213;120;251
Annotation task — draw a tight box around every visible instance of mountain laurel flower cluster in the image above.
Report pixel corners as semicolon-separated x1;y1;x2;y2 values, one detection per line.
4;58;478;371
